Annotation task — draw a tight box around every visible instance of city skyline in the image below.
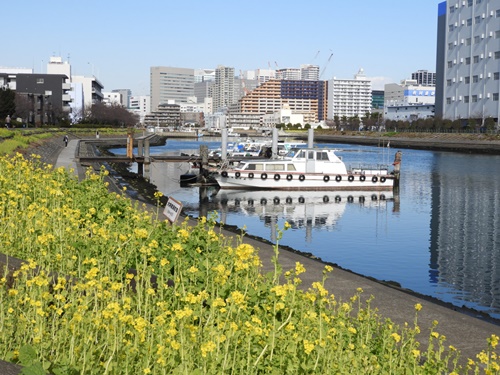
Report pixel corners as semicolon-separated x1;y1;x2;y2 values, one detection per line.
3;0;439;95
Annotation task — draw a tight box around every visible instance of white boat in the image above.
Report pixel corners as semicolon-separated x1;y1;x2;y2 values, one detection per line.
214;147;398;191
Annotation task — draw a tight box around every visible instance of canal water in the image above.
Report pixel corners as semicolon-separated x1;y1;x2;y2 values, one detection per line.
112;137;500;320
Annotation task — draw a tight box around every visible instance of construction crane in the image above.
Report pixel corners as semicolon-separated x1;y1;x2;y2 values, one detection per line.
319;53;333;79
312;50;320;62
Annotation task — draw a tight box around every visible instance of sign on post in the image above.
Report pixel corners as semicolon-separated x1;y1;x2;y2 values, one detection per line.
163;196;183;223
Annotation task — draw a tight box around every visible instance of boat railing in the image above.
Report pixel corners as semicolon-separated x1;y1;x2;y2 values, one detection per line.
348;163;391;173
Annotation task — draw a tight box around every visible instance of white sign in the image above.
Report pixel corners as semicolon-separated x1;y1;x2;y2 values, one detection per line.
163;196;183;223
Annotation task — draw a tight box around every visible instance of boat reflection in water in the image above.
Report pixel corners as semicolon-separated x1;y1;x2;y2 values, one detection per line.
199;189;397;243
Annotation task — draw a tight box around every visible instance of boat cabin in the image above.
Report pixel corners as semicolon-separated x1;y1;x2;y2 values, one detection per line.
235;148;348;175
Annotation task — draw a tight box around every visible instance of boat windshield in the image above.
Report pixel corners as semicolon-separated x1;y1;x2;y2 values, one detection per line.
285;147;301;158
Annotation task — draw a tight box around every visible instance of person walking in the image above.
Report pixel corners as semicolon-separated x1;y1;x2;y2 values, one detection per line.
63;135;69;147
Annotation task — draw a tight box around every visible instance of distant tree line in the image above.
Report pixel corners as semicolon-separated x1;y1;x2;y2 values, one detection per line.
274;112;498;134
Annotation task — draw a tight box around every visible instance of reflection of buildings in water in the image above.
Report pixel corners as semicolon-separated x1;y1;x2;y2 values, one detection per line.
212;190;393;243
144;161;193;195
429;154;500;310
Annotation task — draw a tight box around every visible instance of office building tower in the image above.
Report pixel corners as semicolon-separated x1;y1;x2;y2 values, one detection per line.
412;70;436;86
150;66;194;111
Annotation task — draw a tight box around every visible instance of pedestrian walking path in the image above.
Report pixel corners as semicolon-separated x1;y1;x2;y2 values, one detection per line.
54;139;500;365
54;139;79;175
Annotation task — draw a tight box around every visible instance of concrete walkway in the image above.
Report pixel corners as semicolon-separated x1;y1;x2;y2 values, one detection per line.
54;139;79;175
54;139;500;365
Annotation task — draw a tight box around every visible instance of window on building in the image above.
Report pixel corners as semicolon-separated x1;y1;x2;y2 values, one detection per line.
447;79;452;86
464;96;470;103
476;0;481;3
467;18;473;26
448;60;453;68
497;9;500;17
465;76;471;83
475;16;481;24
495;72;500;80
474;35;480;43
473;75;479;82
449;42;455;50
496;51;500;59
474;55;480;63
449;25;454;32
472;95;478;102
466;57;471;65
466;37;472;45
468;0;473;6
494;93;499;101
450;6;455;13
496;30;500;39
446;97;452;104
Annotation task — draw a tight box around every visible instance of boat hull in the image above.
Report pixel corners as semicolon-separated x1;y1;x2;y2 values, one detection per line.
214;171;394;191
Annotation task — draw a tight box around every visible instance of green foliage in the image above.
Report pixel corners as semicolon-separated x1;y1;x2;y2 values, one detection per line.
0;154;498;374
0;88;16;120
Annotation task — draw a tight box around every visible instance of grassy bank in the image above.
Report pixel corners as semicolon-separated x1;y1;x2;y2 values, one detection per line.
0;153;499;374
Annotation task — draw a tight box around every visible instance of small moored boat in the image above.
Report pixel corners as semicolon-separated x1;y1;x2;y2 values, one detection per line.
214;147;400;191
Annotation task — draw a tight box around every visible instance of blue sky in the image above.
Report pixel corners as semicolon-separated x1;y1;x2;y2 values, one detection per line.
3;0;440;95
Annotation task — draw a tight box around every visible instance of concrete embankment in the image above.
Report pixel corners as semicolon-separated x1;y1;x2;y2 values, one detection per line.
298;132;500;154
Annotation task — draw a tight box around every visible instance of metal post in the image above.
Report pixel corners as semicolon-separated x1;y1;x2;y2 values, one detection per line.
221;128;228;162
272;128;278;158
308;128;314;148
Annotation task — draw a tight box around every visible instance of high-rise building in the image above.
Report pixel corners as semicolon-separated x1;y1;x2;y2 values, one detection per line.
150;66;194;111
238;79;327;125
328;69;372;119
212;65;235;112
412;70;436;86
276;68;301;80
435;0;500;122
300;64;320;81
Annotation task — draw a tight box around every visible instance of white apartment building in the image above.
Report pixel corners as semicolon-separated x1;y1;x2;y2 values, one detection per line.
129;95;150;124
276;68;301;80
328;69;372;119
300;64;320;81
436;0;500;123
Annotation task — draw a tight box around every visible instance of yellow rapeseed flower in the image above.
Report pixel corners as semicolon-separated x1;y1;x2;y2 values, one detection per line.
415;303;422;311
391;333;401;343
295;262;306;275
303;339;315;355
201;341;216;357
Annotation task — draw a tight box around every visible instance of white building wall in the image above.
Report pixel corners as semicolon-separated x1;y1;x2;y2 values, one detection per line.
46;57;71;79
385;104;435;121
103;92;121;105
384;82;435;106
442;0;500;121
129;95;150;124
